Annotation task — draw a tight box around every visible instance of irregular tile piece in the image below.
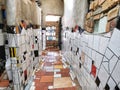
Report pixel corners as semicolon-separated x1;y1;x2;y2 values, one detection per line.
115;85;120;90
102;62;109;73
88;35;94;49
95;76;100;87
109;55;118;73
107;77;116;90
91;50;97;61
103;57;109;62
105;48;114;60
108;28;120;57
93;35;100;51
104;84;110;90
112;61;120;84
95;52;103;69
99;37;109;54
98;65;109;87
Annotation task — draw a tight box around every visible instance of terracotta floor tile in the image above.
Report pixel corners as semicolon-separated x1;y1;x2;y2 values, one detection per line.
35;70;46;76
61;73;70;77
35;51;74;90
35;75;41;78
0;80;9;87
40;76;53;83
45;72;54;76
44;86;48;90
34;78;40;83
66;87;77;90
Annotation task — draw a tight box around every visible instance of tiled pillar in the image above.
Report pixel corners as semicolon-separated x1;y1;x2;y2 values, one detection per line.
6;0;16;26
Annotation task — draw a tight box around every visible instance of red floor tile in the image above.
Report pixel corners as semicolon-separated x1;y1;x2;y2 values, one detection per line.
40;76;53;83
0;80;9;87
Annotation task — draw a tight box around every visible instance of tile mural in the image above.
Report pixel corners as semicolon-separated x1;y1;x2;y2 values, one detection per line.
62;28;120;90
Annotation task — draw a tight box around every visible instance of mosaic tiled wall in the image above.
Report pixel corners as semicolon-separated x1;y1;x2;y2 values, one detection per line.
62;28;120;90
5;28;42;90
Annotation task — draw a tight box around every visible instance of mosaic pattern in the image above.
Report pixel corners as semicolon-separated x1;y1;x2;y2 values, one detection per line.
62;28;120;90
5;29;42;90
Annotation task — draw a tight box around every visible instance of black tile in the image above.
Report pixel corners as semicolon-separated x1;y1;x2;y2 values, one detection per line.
76;48;79;55
116;16;120;30
5;40;8;44
34;50;38;57
35;36;37;38
79;57;81;60
105;84;110;90
24;51;27;55
0;46;5;60
79;63;81;68
115;85;120;90
23;55;26;60
95;77;100;87
17;60;19;64
71;47;72;51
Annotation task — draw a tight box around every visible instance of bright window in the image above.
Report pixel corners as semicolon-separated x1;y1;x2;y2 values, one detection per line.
46;15;60;22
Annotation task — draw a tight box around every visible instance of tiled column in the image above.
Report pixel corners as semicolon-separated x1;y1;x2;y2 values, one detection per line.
6;0;16;26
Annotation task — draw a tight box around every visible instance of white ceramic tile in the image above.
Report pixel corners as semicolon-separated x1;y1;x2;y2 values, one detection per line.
104;31;112;37
74;38;79;47
112;61;120;84
109;55;118;73
102;62;109;73
99;37;109;54
99;83;104;90
103;57;109;62
54;74;61;78
84;57;92;73
79;37;83;46
85;72;96;88
93;35;100;51
30;86;35;90
44;66;54;72
82;42;88;53
91;50;97;61
96;87;100;90
118;83;120;88
95;53;103;69
88;48;92;58
105;48;114;60
98;65;109;87
107;77;116;90
48;86;54;89
8;34;21;47
108;28;120;57
88;35;94;49
82;34;89;43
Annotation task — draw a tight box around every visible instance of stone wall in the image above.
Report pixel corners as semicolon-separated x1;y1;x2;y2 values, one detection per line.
40;0;64;27
63;0;88;28
6;0;41;26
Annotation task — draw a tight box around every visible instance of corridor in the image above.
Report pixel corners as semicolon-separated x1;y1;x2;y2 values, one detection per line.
29;50;80;90
0;0;120;90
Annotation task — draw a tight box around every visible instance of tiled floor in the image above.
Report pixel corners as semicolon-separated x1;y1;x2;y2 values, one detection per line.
31;50;81;90
54;77;73;88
